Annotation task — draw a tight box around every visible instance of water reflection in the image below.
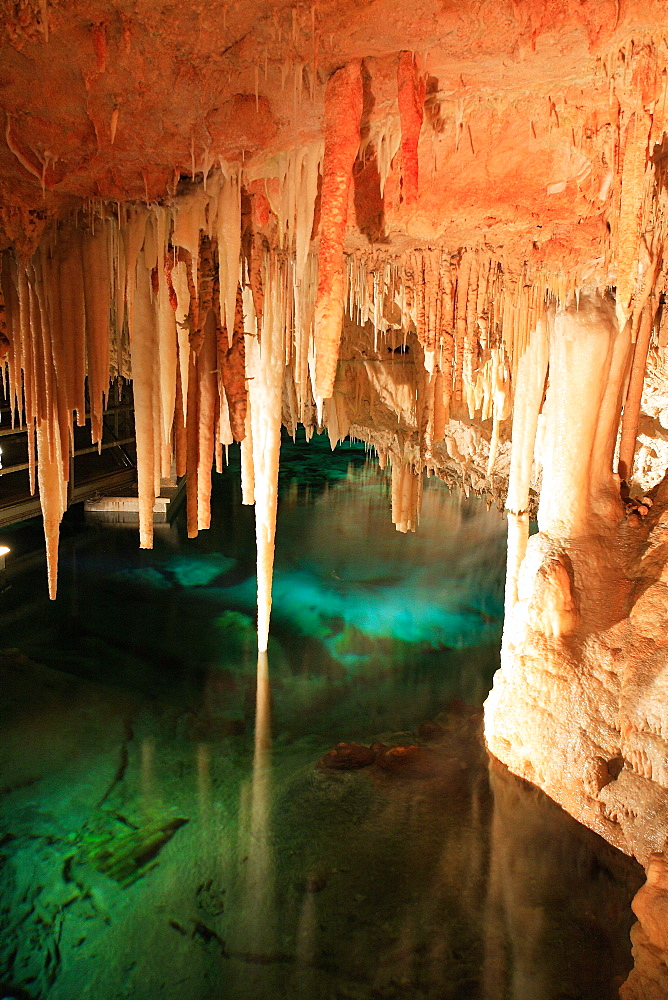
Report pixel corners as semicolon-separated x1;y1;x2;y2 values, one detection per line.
484;761;643;1000
0;655;643;1000
238;652;275;950
0;435;644;1000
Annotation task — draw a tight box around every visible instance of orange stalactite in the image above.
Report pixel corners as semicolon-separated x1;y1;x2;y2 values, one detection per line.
0;278;9;360
82;225;112;445
164;252;178;311
249;232;264;338
173;345;187;479
397;51;425;207
218;283;248;443
185;346;200;539
177;247;199;351
196;309;217;531
314;60;363;399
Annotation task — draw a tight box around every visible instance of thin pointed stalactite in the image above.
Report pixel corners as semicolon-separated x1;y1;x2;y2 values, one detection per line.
247;254;286;653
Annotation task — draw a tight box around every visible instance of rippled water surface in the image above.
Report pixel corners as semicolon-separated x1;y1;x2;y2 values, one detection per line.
0;434;643;1000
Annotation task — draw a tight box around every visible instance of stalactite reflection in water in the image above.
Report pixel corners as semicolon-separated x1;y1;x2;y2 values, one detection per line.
238;651;275;950
483;759;642;1000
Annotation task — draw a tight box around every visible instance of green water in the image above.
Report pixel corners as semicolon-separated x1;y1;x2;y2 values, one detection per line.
0;434;643;999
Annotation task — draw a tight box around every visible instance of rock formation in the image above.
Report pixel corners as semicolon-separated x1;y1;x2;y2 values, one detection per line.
3;2;668;992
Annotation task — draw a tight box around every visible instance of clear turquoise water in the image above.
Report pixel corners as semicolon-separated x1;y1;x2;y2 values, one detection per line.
0;434;643;999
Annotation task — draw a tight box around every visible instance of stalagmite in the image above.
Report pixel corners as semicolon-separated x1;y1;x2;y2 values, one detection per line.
314;61;363;399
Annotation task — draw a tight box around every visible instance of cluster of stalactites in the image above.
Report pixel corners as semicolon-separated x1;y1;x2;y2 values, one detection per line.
340;248;558;470
0;185;256;599
4;37;668;646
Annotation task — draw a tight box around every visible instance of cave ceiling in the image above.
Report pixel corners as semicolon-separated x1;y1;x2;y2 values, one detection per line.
1;0;665;266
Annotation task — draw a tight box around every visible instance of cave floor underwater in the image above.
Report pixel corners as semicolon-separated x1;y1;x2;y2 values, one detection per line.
0;434;643;1000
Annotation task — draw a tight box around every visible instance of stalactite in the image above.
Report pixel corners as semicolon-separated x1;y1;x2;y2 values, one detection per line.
241;398;255;505
454;252;472;405
0;276;9;360
216;169;241;345
618;302;656;481
391;457;422;533
185;345;200;539
464;253;480;418
82;223;112;445
294;143;322;284
193;234;215;355
173;348;187;479
397;51;425;207
130;247;159;549
36;415;67;600
314;60;363;399
504;315;549;610
539;294;631;536
615;110;653;331
123;207;149;344
170;257;191;423
249;231;265;336
247;253;286;652
196;310;217;532
173;188;208;293
218;283;248;441
156;290;177;475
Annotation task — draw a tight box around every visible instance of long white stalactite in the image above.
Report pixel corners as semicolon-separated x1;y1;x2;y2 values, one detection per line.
504;314;549;610
246;255;285;653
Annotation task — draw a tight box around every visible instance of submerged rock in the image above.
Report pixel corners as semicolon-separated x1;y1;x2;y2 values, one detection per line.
375;744;438;778
415;720;446;743
82;815;189;887
317;742;376;770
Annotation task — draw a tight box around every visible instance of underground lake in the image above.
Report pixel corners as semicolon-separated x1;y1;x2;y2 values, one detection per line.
0;434;644;1000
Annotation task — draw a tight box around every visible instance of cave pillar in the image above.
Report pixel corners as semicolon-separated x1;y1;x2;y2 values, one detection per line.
485;291;635;835
486;290;668;995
